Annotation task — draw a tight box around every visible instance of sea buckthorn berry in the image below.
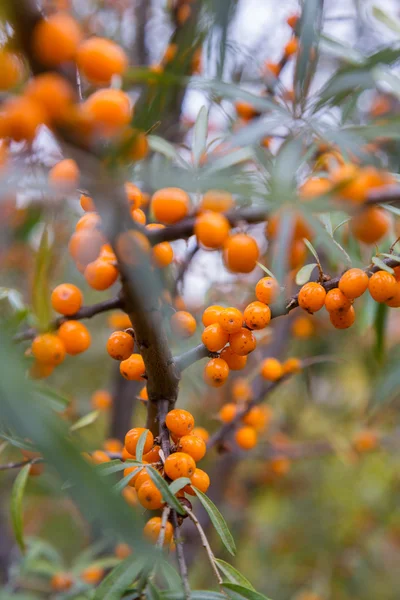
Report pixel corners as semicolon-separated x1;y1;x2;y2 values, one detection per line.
243;405;271;431
264;61;281;77
204;358;230;387
235;426;257;450
91;450;111;465
134;468;153;491
270;456;291;476
120;354;145;381
125;129;149;162
235;101;258;120
68;229;103;267
32;12;82;67
284;37;298;56
76;212;101;231
106;330;134;361
287;13;299;29
29;360;54;380
91;389;112;410
261;357;284;381
115;542;132;559
178;435;206;462
76;37;128;85
202;305;224;327
199;190;234;213
369;270;397;303
194;212;230;249
202;323;229;352
255;276;279;304
324;288;352;313
170;311;197;338
81;566;104;585
122;486;138;505
84;259;118;291
103;438;123;453
108;312;132;330
82;89;131;138
0;51;23;91
223;233;259;273
142;445;161;463
164;452;196;480
32;334;66;366
220;346;247;370
80;194;95;212
232;378;252;402
243;301;271;330
298;282;326;314
218;307;243;334
338;268;369;299
184;468;210;495
219;403;237;423
166;409;195;437
25;73;74;124
350;207;391;244
49;158;79;190
152;241;173;268
125;182;143;208
125;428;154;456
51;283;82;316
116;230;150;266
282;358;301;374
353;430;378;453
139;386;148;402
58;321;91;355
300;177;332;199
386;281;400;308
329;306;355;329
289;239;306;270
229;328;256;356
51;573;73;592
144;517;173;545
1;96;46;143
123;465;143;487
192;427;209;443
151;187;190;224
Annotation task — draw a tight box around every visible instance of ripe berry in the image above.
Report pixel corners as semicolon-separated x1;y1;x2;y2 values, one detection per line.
184;468;210;495
151;187;190;224
232;378;252;402
386;281;400;307
143;516;173;545
134;468;153;491
91;389;112;410
202;323;229;352
369;270;397;303
243;301;271;330
51;573;73;592
194;212;230;249
170;311;197;338
223;233;259;273
338;268;369;299
123;464;144;487
353;430;378;453
255;276;279;304
58;321;91;355
115;542;132;559
25;73;74;124
261;357;283;381
68;229;103;267
81;566;104;585
0;51;23;91
202;305;224;326
329;306;355;329
106;330;134;360
103;438;123;453
125;182;143;208
324;288;352;313
192;427;209;442
178;435;206;462
76;212;101;231
166;409;195;438
235;426;257;450
164;452;196;480
91;450;111;465
282;358;301;374
284;37;298;56
82;89;131;138
139;386;149;402
287;14;299;29
229;328;256;356
51;283;82;316
298;282;326;313
152;241;173;268
49;159;79;190
32;334;66;366
1;96;46;143
204;358;230;387
120;354;145;380
32;12;82;67
76;37;128;85
270;456;291;476
220;346;247;370
142;445;161;463
350;207;391;244
84;259;118;291
108;312;132;330
218;403;237;423
218;307;243;334
243;406;271;431
291;316;315;338
29;361;54;380
199;190;234;213
122;486;138;506
125;428;154;455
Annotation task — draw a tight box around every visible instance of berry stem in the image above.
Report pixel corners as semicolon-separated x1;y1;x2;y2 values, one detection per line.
171;511;191;600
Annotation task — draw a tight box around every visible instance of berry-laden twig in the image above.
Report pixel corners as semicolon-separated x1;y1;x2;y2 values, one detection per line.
183;506;223;587
0;457;43;471
171;510;191;600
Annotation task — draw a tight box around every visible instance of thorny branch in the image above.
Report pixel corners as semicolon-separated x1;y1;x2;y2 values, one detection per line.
184;507;223;587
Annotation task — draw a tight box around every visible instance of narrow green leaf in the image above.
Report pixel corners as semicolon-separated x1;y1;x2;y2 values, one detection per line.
315;70;374;110
295;263;317;286
192;106;209;168
193;488;236;555
0;434;36;452
32;226;52;331
205;147;254;174
303;238;320;262
69;410;99;432
146;580;163;600
34;384;70;410
161;593;226;600
97;459;142;476
159;561;184;592
147;468;185;515
148;136;179;160
215;559;255;590
294;0;324;110
372;256;394;273
380;253;400;263
223;583;273;600
113;468;141;494
93;555;145;600
168;477;191;495
332;217;352;235
255;262;275;278
136;429;150;462
373;6;400;35
320;34;363;65
11;463;31;552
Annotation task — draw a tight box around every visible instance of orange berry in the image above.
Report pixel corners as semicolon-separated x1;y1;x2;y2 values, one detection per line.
243;301;271;330
0;51;23;90
115;542;132;559
170;311;196;338
142;445;161;463
353;430;378;453
125;428;153;456
270;456;291;476
122;486;138;505
76;37;128;85
223;233;259;273
324;288;352;313
192;427;209;443
177;3;191;24
84;259;118;290
194;211;230;249
299;177;332;199
338;268;369;299
29;360;55;379
125;183;143;208
264;61;281;77
82;89;131;138
184;468;210;495
32;334;66;366
229;328;256;356
287;14;299;29
106;330;134;361
289;239;306;269
291;316;315;338
58;321;91;355
261;357;283;381
284;37;298;56
202;305;224;327
49;158;79;190
255;276;279;304
219;403;237;423
116;230;150;266
120;353;145;381
232;377;252;402
68;229;103;267
163;43;178;64
329;306;356;329
51;573;73;591
386;281;400;308
103;438;123;453
235;426;257;450
202;323;229;352
369;270;397;303
143;516;173;545
91;389;112;410
204;357;229;387
152;241;174;268
220;346;247;370
350;207;391;244
25;72;74;124
178;435;206;462
166;409;195;438
91;450;111;465
164;452;196;480
32;12;82;67
199;190;234;213
138;386;149;402
218;307;243;334
131;208;146;225
243;406;271;431
298;282;326;314
108;312;132;330
235;101;258;120
1;96;46;142
282;358;301;374
75;212;101;232
81;566;104;585
124;129;149;162
134;467;153;491
151;188;190;224
51;283;83;316
123;464;144;487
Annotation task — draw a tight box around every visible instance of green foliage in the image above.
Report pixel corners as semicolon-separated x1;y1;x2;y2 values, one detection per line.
11;463;31;553
193;488;236;556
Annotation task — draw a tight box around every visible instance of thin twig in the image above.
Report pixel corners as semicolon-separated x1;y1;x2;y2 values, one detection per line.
0;457;42;471
174;344;210;373
156;506;172;549
184;507;223;587
171;511;191;600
